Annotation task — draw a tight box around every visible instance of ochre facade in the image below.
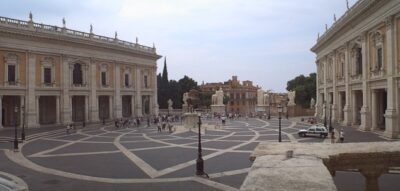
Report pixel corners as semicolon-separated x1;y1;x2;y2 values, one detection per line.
312;0;400;138
0;15;161;128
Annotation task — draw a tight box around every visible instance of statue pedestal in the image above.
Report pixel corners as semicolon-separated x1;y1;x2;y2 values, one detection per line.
183;113;199;129
182;104;189;113
211;105;225;115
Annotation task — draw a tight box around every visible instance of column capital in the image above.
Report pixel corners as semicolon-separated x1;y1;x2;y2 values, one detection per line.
385;15;394;30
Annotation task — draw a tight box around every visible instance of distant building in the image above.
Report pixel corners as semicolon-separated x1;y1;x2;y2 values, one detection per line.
200;76;258;115
311;0;400;138
0;14;161;128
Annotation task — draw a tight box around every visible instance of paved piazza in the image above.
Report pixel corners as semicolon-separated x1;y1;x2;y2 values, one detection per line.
0;118;322;191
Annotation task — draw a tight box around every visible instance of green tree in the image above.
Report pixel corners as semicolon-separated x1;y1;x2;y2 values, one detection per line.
286;73;316;108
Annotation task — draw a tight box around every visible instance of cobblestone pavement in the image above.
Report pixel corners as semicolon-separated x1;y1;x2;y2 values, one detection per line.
0;118;316;191
0;117;398;191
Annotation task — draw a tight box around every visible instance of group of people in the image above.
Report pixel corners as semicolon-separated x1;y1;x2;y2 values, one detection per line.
155;115;174;133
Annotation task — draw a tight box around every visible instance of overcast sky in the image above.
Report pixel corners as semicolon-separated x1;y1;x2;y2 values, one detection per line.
2;0;357;92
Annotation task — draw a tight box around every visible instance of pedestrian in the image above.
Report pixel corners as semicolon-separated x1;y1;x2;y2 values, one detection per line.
339;129;344;143
66;124;71;135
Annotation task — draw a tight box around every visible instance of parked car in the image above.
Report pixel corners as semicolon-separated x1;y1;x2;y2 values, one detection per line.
298;125;328;138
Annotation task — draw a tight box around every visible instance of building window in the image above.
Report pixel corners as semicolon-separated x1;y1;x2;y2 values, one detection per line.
73;63;83;85
377;47;383;69
8;65;16;83
44;68;52;84
144;75;148;88
125;74;129;87
101;71;107;86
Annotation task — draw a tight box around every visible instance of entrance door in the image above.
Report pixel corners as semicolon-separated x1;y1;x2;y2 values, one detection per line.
72;96;85;122
98;96;110;120
122;96;132;117
39;96;56;124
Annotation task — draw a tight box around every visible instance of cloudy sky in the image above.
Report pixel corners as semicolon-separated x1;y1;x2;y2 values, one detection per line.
2;0;357;92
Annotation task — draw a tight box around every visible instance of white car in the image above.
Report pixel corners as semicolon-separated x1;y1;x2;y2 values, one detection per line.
298;125;328;138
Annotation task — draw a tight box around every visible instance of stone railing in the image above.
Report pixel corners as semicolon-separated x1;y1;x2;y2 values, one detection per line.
336;76;345;84
41;82;56;88
370;68;385;78
351;74;362;81
0;16;156;54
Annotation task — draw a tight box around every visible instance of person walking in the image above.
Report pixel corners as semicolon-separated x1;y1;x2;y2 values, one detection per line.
339;129;344;143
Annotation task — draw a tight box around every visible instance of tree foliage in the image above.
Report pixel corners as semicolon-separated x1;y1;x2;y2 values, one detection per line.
286;73;316;108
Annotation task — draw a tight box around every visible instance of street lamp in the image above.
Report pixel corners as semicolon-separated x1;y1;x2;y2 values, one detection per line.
13;101;19;151
286;98;289;119
267;94;271;120
277;104;283;142
102;105;105;125
196;113;207;177
21;105;25;141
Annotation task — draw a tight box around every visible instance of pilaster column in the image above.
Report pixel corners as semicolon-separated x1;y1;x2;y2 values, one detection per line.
315;61;319;118
36;96;39;125
331;53;337;122
360;33;371;131
90;62;98;122
114;63;122;118
343;43;352;126
26;52;38;127
0;96;3;128
384;16;398;138
61;57;72;124
109;96;113;119
135;68;142;117
56;96;60;124
153;67;159;116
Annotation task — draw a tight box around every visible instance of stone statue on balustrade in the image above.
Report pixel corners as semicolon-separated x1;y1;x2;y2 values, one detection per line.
310;98;316;109
287;91;296;106
182;92;190;113
168;99;173;114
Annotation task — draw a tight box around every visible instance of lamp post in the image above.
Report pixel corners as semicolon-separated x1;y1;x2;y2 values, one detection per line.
13;99;19;151
277;105;283;142
196;113;205;176
102;104;105;125
323;101;327;128
267;93;271;120
21;105;25;141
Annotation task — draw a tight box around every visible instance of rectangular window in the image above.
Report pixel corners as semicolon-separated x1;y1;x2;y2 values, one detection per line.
144;75;148;88
101;72;107;86
125;74;129;87
377;48;383;69
44;68;52;84
8;65;16;83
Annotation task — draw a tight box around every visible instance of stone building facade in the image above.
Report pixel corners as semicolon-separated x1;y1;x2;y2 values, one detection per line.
311;0;400;138
0;15;160;128
200;76;258;115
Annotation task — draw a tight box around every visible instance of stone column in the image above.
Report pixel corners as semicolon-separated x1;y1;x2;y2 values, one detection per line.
351;91;358;125
36;96;39;125
135;68;142;117
315;61;320;118
131;96;135;117
343;43;352;126
89;62;98;122
332;53;337;122
360;33;371;131
56;96;60;124
0;96;2;128
109;96;113;119
26;52;38;127
85;95;89;122
384;16;398;138
323;57;328;121
371;90;377;130
61;57;72;124
153;67;159;116
20;96;25;126
114;63;122;118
